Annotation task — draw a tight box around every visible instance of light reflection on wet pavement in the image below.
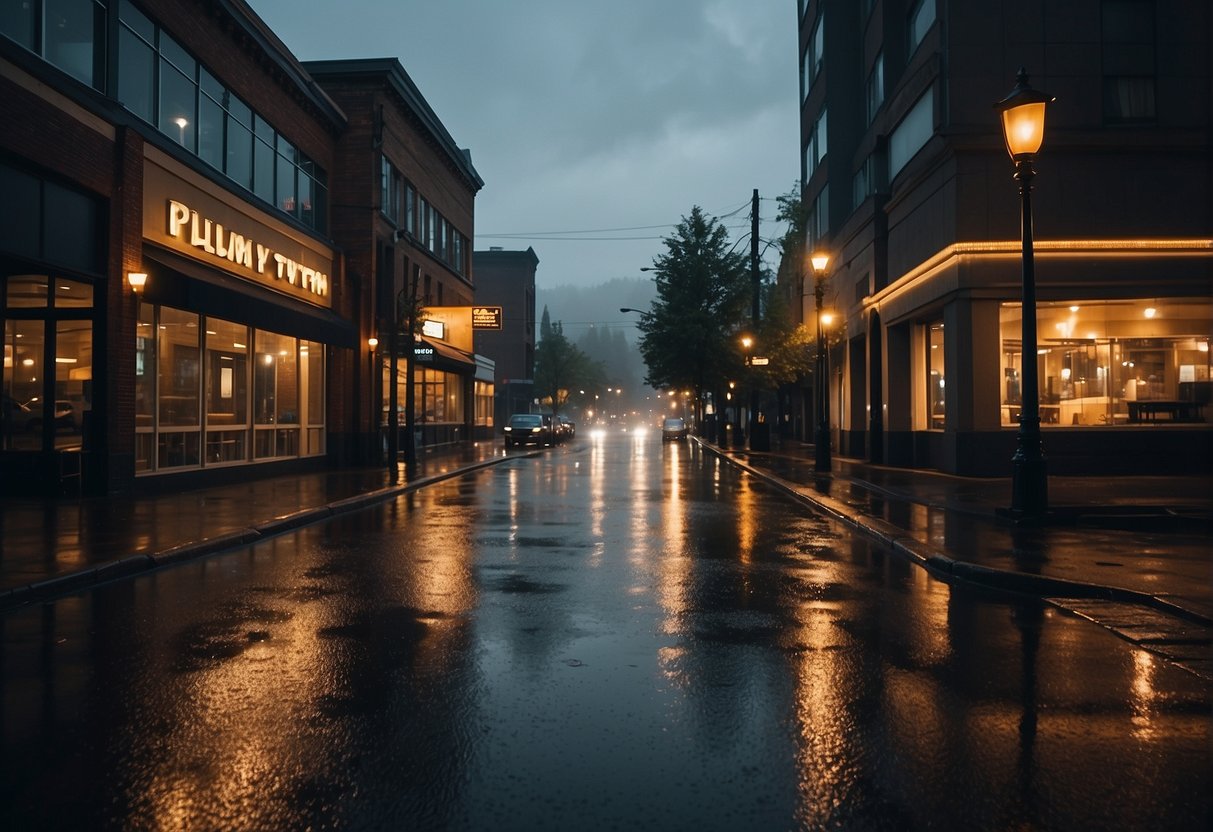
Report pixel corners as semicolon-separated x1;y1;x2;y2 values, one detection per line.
1;435;1208;830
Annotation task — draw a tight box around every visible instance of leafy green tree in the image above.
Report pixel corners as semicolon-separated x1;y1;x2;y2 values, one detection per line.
635;206;750;421
533;311;602;415
751;281;813;390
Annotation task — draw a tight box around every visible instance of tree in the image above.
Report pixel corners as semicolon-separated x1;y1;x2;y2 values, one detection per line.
635;206;750;422
533;310;602;415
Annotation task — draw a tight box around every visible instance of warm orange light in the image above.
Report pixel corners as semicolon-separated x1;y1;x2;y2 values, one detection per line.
1000;101;1047;157
820;312;835;326
128;272;147;292
810;252;830;272
741;336;753;350
367;337;379;349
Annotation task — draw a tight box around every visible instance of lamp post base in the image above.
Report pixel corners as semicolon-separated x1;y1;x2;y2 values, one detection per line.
1010;453;1048;516
814;423;831;473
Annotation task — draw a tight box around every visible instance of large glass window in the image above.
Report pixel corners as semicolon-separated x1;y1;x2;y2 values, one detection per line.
158;34;197;152
889;88;934;179
909;0;935;55
2;274;94;454
928;322;945;429
302;339;324;455
117;11;154;123
134;301;154;471
133;306;323;474
866;52;884;125
999;300;1212;427
112;5;327;233
254;329;298;459
204;317;248;464
1102;0;1156;123
157;306;200;468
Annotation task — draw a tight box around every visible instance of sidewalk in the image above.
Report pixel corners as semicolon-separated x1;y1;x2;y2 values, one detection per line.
710;439;1212;617
2;435;1210;679
0;442;508;611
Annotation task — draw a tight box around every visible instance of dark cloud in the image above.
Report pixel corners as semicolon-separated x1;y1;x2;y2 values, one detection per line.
250;0;798;287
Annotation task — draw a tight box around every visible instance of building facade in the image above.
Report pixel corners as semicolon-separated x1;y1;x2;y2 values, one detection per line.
796;0;1212;475
1;0;358;496
305;58;484;454
473;246;539;425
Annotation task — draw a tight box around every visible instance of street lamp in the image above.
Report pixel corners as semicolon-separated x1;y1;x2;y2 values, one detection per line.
996;67;1054;516
810;251;831;472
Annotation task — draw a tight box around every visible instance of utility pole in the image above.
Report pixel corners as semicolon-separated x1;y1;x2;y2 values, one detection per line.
749;189;767;450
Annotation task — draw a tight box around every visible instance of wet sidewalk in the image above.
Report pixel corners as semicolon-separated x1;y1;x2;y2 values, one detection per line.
711;440;1212;619
0;442;509;610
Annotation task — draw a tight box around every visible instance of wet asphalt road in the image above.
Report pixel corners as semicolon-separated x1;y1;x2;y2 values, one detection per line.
1;433;1209;830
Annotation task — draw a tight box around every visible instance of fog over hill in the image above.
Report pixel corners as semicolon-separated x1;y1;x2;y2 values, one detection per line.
537;276;658;396
536;277;656;345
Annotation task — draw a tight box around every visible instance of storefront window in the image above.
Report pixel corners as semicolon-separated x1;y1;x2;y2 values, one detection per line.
254;329;298;459
157;306;200;468
475;380;494;428
1000;300;1212;427
928;321;945;429
3;319;43;451
302;340;324;455
134;302;154;471
134;306;323;474
205;317;248;464
54;318;91;449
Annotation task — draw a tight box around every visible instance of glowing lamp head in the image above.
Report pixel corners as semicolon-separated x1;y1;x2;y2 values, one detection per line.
127;272;147;293
367;337;379;349
810;252;830;272
995;68;1053;160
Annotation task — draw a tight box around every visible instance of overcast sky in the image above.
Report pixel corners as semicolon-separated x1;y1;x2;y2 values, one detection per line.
249;0;801;290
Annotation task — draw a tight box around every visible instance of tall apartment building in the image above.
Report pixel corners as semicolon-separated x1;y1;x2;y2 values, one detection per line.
796;0;1211;475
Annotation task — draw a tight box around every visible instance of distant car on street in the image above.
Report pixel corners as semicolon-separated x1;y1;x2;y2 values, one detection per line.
557;415;576;440
504;413;555;448
661;417;688;441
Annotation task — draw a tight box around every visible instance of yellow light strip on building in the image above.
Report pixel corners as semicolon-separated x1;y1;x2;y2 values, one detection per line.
864;238;1213;311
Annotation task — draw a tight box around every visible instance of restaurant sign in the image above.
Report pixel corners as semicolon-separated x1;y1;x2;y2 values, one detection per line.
472;306;503;330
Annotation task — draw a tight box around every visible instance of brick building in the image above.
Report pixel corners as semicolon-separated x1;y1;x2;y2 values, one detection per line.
0;1;481;494
305;58;485;453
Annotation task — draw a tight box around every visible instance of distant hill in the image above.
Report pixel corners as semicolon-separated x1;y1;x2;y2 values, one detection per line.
537;277;657;345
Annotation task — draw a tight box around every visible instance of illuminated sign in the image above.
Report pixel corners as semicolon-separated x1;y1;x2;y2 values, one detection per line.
165;200;328;299
472;306;503;330
414;346;434;361
422;319;446;339
750;357;769;366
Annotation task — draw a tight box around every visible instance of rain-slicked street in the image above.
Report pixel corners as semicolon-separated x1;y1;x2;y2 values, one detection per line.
2;434;1209;830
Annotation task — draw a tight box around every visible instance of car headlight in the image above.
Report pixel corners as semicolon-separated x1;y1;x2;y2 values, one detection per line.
531;427;541;433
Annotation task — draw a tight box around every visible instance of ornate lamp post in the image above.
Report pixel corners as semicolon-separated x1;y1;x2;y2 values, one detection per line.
996;68;1054;516
810;251;831;472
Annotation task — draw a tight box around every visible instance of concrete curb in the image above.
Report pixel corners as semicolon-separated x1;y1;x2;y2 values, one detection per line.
698;439;1212;627
0;455;513;613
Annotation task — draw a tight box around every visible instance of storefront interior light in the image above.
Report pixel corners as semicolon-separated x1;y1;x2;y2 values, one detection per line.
1144;307;1157;318
127;272;147;292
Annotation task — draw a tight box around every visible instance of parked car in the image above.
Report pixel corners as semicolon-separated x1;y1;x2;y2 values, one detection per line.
504;413;555;448
661;416;688;441
557;415;576;440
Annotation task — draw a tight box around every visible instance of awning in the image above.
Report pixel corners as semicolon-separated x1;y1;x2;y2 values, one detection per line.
142;245;357;348
414;338;476;372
